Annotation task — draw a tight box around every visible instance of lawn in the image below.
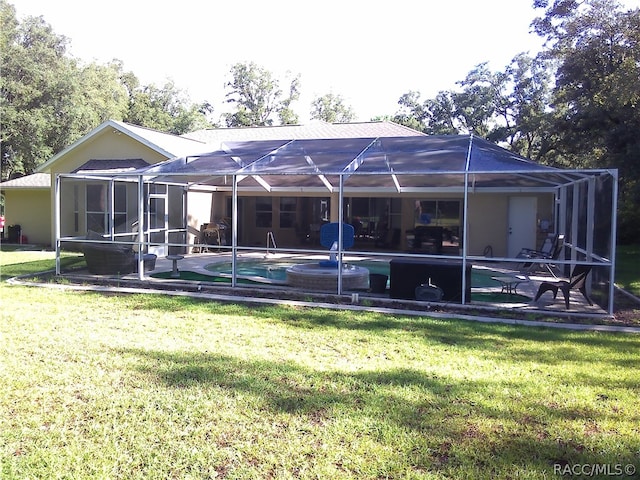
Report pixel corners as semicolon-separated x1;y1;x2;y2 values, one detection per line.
1;251;640;479
616;244;640;297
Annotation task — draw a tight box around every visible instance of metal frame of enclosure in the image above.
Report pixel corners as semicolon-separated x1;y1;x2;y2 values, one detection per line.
55;135;619;314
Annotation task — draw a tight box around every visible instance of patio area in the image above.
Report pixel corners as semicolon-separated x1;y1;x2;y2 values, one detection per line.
71;251;607;317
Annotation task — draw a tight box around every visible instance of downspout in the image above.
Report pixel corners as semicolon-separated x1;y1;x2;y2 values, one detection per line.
54;174;61;275
461;134;473;305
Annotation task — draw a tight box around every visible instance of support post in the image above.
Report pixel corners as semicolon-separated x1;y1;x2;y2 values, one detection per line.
608;170;619;315
337;175;344;295
461;135;473;305
137;175;144;280
232;174;238;288
54;174;61;275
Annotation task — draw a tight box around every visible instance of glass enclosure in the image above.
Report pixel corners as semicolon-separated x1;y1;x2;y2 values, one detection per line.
56;135;618;314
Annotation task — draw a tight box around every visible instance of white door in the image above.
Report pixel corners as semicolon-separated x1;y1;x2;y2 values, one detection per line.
147;188;169;257
507;197;537;257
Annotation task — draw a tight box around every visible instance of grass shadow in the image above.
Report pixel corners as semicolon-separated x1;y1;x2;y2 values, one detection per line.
0;255;85;281
119;347;640;475
95;292;640;374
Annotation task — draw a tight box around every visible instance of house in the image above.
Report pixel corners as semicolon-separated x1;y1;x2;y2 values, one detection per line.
101;134;563;258
0;120;209;246
0;173;51;244
3;119;618;313
0;119;423;247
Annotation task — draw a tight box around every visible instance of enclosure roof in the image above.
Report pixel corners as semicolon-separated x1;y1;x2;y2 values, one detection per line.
119;135;603;191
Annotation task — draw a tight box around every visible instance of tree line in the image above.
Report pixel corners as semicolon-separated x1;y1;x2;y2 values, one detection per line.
1;0;638;243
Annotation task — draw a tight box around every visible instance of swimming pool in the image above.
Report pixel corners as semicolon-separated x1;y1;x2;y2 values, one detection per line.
204;259;503;288
204;259;390;284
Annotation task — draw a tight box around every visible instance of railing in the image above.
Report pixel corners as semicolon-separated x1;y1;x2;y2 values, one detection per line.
266;231;277;256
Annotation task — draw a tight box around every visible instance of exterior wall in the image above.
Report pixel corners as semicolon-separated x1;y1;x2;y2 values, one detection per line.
212;191;555;256
467;192;555;257
467;193;509;256
2;189;51;245
50;131;168;176
187;190;215;243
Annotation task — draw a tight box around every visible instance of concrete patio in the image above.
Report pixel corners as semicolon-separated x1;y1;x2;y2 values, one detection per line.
103;252;608;317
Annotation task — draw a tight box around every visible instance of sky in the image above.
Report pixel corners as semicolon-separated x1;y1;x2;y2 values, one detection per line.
9;0;640;123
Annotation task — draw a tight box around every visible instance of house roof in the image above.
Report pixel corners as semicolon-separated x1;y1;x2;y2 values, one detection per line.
182;120;425;145
36;120;208;173
35;120;421;175
130;135;596;192
72;159;150;174
0;173;51;189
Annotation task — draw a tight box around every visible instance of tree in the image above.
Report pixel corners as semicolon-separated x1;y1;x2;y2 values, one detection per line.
278;73;301;125
223;62;300;127
0;2;213;178
393;90;459;135
125;80;210;135
452;63;499;138
532;0;640;242
310;93;356;123
75;62;129;127
0;2;78;177
498;53;553;161
392;91;429;132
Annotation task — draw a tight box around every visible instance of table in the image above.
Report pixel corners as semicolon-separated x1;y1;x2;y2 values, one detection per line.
166;255;184;278
491;275;530;295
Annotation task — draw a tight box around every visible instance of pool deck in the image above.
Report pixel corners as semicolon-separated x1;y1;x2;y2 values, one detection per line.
125;252;607;317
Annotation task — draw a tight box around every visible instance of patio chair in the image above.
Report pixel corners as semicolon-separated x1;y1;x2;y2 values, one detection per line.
201;223;222;247
518;234;556;259
82;230;156;274
518;234;564;277
533;264;593;310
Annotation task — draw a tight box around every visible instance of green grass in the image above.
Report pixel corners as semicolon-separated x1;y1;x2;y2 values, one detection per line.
1;251;640;479
616;244;640;297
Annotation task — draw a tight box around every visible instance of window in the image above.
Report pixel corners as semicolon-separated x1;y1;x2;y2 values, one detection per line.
86;184;107;233
113;184;128;233
255;198;272;228
415;199;462;246
86;183;128;234
73;185;79;232
279;197;296;228
149;197;166;229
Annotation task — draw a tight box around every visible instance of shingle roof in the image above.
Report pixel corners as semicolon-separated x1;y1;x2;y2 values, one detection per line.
182;120;425;145
0;173;51;189
115;121;208;158
72;159;150;173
